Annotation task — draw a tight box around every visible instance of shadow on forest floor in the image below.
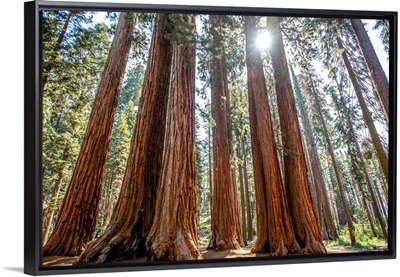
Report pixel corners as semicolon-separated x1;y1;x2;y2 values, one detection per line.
42;244;374;267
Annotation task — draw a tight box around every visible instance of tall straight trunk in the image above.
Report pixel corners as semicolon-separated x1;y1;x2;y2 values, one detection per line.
43;13;135;257
146;16;201;260
236;136;248;245
268;17;326;253
291;67;337;240
337;89;388;240
244;16;301;255
373;180;388;220
42;145;70;245
208;14;243;250
326;152;346;227
349;153;378;237
307;74;356;246
43;12;72;91
208;119;213;212
336;36;388;183
242;141;253;241
77;14;173;264
350;19;389;121
372;157;388;200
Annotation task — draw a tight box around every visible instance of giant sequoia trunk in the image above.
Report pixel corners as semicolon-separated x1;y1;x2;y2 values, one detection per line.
336;36;389;184
268;17;326;254
77;14;173;264
208;15;244;250
307;74;356;247
146;16;201;260
244;16;301;255
350;19;389;121
291;68;337;241
43;13;135;257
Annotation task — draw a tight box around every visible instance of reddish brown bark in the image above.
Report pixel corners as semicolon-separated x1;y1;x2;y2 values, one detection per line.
336;36;388;184
208;15;244;250
291;68;337;241
350;19;389;121
77;14;173;264
43;13;135;257
235;134;248;245
268;17;326;254
244;16;301;255
242;142;253;241
146;17;201;260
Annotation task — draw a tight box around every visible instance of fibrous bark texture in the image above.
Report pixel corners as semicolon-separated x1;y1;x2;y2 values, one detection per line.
146;16;201;261
268;17;326;254
77;14;173;264
43;13;135;257
208;14;244;250
291;68;337;241
244;16;301;256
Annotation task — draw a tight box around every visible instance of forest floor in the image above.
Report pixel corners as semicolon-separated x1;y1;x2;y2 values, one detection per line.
42;243;374;267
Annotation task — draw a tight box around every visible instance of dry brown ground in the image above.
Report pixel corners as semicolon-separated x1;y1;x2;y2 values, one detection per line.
42;244;367;267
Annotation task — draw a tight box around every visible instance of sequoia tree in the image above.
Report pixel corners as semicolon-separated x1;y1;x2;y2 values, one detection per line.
268;17;326;254
77;14;173;264
244;16;301;255
350;19;389;120
268;17;326;253
146;15;201;260
208;14;244;250
291;68;337;241
43;13;135;257
335;34;388;183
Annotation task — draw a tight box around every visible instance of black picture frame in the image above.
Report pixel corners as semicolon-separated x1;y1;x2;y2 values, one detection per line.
24;1;397;275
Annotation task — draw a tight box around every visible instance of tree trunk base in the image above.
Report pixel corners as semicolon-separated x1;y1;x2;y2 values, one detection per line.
147;229;202;261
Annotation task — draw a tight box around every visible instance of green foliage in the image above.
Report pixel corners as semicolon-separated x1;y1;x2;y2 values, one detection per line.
42;10;111;198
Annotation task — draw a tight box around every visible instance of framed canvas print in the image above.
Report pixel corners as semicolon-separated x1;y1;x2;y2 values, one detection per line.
24;0;397;275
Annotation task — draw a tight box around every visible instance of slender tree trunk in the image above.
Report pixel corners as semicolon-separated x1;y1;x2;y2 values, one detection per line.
242;141;253;241
268;17;326;253
43;12;72;91
336;36;388;184
43;13;135;257
291;67;337;240
337;90;388;240
349;153;378;237
77;14;173;264
307;73;356;246
208;118;213;213
350;19;389;121
244;16;301;255
42;145;71;245
374;180;388;220
236;135;248;245
208;14;243;250
146;16;201;260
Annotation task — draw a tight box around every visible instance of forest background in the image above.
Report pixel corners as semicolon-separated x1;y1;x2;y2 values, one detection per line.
0;0;398;277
